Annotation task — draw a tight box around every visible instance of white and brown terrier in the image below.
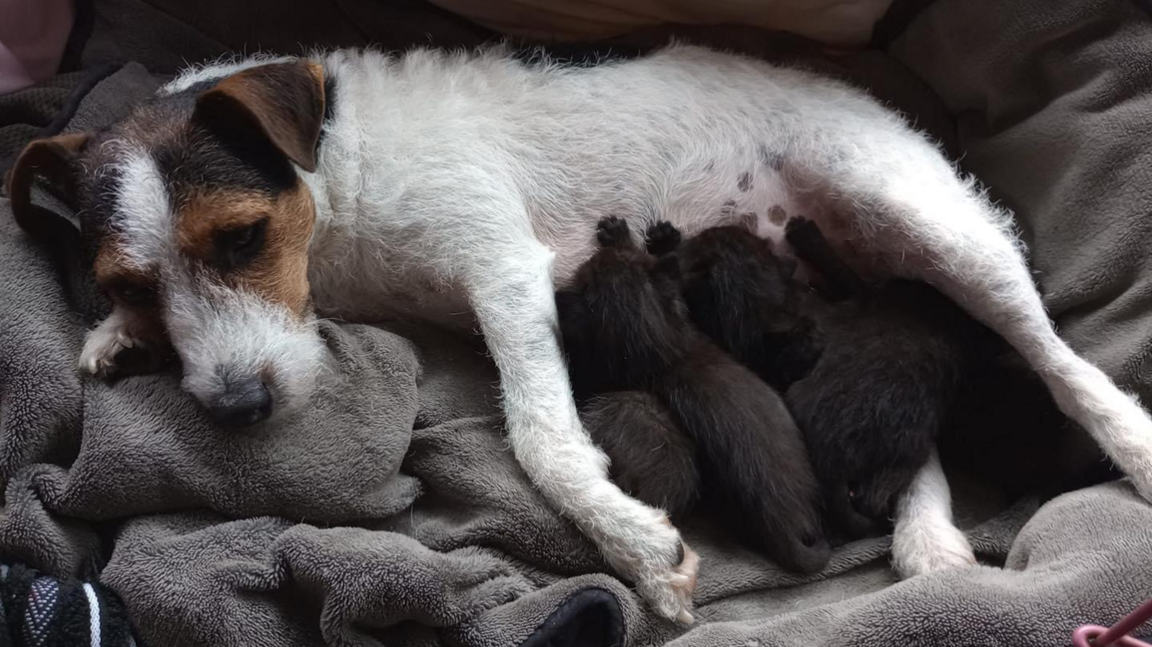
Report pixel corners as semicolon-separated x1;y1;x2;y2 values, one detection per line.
9;45;1152;623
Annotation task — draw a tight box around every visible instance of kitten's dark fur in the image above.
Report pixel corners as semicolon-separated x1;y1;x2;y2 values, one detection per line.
581;391;701;518
668;217;1112;540
666;218;987;540
557;216;829;573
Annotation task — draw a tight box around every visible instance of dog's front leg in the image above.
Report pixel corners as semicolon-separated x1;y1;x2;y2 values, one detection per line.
79;307;169;379
465;238;698;623
891;448;975;576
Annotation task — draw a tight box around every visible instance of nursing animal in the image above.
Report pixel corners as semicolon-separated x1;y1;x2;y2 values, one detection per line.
10;44;1152;622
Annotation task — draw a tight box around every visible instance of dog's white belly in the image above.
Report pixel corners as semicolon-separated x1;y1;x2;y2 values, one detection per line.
534;162;849;287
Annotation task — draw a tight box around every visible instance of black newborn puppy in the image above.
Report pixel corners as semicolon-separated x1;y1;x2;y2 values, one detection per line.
557;216;829;573
668;217;985;541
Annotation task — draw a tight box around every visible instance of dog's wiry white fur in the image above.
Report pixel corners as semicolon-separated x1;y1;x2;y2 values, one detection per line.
165;284;326;419
159;53;296;96
891;449;976;577
90;43;1152;620
112;148;174;271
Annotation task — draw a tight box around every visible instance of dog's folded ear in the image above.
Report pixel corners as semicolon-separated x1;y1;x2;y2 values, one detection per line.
5;133;89;245
193;60;326;173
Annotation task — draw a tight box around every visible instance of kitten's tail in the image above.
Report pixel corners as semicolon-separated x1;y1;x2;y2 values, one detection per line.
659;349;830;574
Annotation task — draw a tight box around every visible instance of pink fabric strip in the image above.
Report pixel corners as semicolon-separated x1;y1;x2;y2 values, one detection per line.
1074;599;1152;647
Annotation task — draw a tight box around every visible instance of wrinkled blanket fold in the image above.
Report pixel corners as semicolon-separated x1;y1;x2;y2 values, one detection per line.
2;0;1152;645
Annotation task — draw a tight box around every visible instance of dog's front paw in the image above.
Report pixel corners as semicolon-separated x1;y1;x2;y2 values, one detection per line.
79;324;139;378
596;216;632;248
634;540;699;625
645;221;681;256
77;312;171;379
601;514;698;625
891;512;976;578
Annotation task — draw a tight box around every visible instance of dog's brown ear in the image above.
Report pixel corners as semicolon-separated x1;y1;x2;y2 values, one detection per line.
194;61;326;173
6;133;89;242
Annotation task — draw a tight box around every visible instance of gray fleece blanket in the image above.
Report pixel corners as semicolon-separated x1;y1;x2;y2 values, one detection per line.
2;0;1152;645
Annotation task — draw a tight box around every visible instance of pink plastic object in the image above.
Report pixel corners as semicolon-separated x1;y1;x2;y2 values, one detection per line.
0;0;75;94
1073;599;1152;647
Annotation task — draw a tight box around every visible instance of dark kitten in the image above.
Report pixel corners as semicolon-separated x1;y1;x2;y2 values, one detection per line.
650;221;822;393
557;216;829;573
669;217;983;540
940;351;1115;500
581;391;701;519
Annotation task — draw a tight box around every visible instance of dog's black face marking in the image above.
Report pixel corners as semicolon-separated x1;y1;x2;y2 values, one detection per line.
558;217;829;574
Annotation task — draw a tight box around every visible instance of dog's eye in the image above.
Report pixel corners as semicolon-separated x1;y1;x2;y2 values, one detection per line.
111;283;155;306
214;219;268;269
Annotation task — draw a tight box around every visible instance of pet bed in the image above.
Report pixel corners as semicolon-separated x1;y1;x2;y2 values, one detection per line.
1;0;1151;644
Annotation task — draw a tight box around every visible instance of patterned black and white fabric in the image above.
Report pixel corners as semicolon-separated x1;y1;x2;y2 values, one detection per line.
0;565;133;647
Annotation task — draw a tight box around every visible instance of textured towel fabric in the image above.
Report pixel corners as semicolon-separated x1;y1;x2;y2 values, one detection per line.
2;0;1152;645
890;0;1152;403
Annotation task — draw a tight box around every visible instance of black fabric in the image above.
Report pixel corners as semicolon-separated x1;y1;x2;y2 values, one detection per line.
518;588;625;647
0;564;134;647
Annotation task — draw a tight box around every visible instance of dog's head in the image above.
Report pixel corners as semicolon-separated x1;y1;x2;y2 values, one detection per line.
7;60;329;427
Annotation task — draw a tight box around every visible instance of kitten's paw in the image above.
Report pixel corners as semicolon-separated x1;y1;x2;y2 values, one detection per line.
645;221;682;256
596;216;632;247
891;512;976;578
783;215;818;242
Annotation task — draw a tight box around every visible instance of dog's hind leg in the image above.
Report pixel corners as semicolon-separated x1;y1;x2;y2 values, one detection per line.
891;448;975;576
464;227;697;623
813;124;1152;570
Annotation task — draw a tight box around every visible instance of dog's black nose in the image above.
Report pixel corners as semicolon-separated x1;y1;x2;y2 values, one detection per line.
210;378;273;427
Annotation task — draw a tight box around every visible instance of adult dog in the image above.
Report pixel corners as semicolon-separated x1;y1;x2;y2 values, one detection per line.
9;44;1152;623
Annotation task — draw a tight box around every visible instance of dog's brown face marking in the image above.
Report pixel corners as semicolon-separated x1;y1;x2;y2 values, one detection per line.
8;59;331;418
175;186;315;315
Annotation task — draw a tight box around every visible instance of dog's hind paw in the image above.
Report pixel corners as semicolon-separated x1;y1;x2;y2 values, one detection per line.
891;513;976;578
